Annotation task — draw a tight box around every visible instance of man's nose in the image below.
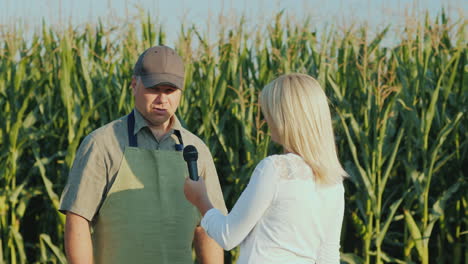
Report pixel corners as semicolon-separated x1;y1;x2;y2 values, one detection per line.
154;93;168;104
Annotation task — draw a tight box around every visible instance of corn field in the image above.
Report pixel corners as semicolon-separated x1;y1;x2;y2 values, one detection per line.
0;10;466;264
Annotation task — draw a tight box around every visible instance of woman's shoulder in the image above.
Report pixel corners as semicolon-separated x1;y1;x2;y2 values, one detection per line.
256;153;291;169
258;153;313;180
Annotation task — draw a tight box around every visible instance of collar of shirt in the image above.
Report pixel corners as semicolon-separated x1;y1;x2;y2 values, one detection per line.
132;108;183;140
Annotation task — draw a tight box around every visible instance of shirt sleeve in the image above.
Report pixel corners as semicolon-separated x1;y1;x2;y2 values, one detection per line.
317;184;345;264
200;157;278;250
199;144;228;215
59;134;108;221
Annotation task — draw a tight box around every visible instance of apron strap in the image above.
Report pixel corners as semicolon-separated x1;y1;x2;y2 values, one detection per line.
174;130;184;151
127;110;138;147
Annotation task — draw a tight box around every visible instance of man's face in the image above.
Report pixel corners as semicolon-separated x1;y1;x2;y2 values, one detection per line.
132;77;182;128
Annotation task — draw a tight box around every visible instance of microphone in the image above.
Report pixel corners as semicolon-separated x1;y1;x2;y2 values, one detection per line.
183;145;199;181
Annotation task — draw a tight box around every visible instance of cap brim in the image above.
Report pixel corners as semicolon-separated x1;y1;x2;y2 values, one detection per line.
141;73;184;89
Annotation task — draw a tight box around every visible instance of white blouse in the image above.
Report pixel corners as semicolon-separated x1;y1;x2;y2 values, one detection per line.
201;153;345;264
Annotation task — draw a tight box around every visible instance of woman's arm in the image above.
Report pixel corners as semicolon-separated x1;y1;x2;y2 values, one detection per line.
317;184;345;264
199;158;278;250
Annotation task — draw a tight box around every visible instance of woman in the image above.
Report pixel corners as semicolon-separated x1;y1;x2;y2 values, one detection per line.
184;73;347;264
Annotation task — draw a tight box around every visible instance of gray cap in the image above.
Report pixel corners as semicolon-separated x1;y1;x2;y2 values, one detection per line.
133;46;185;89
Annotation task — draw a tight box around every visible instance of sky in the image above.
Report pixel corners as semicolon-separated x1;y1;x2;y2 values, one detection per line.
1;0;466;45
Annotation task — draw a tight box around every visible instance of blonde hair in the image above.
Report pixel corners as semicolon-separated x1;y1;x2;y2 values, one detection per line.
260;73;347;185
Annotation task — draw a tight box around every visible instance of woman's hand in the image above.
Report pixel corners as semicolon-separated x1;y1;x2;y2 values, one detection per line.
184;177;214;216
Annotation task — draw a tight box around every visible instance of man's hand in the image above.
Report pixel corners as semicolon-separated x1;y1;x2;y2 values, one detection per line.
194;226;224;264
64;212;93;264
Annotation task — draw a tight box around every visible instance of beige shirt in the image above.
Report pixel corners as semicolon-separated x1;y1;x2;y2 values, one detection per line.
59;109;227;222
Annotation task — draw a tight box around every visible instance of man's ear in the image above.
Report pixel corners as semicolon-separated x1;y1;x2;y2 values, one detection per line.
131;76;137;96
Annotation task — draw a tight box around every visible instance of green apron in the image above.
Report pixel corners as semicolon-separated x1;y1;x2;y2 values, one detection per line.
92;111;199;264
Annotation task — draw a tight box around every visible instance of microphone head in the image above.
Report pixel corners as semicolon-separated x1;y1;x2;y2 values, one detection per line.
183;145;198;161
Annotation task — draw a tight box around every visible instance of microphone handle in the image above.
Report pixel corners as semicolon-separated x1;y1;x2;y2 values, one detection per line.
188;161;199;181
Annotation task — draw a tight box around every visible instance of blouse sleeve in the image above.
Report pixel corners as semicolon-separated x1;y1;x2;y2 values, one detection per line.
317;184;345;264
200;157;278;250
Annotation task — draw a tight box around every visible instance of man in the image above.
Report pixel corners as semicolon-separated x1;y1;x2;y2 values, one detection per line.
59;45;227;264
